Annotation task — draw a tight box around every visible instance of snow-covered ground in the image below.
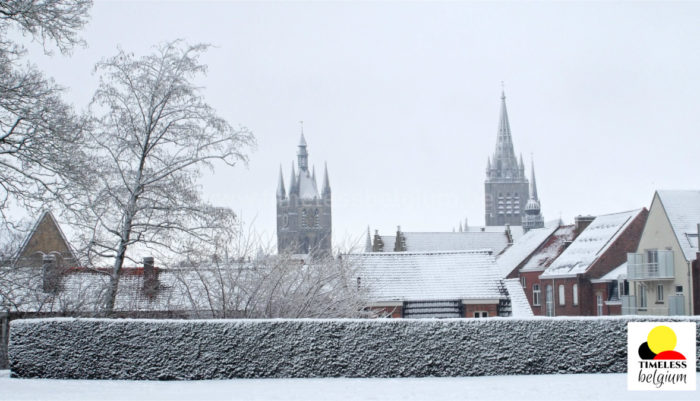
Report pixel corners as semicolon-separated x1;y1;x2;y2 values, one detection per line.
1;370;698;401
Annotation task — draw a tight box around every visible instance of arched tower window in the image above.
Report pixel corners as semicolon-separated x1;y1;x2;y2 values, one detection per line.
301;210;307;228
314;209;320;227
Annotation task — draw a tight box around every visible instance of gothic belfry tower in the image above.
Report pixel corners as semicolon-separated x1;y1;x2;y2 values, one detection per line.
277;128;332;256
484;90;530;226
522;158;544;232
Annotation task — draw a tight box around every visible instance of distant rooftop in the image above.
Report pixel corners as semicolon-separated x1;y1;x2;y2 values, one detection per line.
351;250;502;303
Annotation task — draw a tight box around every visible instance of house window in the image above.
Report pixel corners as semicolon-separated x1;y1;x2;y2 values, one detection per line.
473;311;488;318
572;284;579;306
618;280;627;297
533;284;541;306
521;276;526;288
638;284;647;308
656;284;664;302
647;250;658;275
675;285;683;295
558;285;565;306
545;285;554;316
596;294;603;316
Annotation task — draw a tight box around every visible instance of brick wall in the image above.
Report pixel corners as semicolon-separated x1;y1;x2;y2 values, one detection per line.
463;303;498;318
520;270;544;315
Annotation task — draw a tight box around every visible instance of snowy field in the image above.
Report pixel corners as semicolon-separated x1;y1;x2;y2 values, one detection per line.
1;370;698;401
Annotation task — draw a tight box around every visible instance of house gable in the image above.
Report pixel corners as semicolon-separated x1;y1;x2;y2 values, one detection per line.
14;211;78;268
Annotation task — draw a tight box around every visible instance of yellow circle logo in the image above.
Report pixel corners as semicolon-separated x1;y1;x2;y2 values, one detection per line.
647;325;677;354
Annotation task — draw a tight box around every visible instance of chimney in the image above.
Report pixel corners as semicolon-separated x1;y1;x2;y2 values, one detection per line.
505;224;513;245
395;226;407;252
372;229;384;252
42;254;59;293
574;215;596;238
143;256;158;297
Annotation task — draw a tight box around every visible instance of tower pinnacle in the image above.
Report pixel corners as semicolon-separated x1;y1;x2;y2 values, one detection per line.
277;165;286;199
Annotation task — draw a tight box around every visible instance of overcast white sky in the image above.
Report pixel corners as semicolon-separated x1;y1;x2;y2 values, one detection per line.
20;1;700;247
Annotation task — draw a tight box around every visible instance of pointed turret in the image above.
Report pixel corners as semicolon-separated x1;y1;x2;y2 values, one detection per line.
322;162;331;198
312;166;317;184
277;165;286;199
519;153;525;173
486;156;492;176
458;222;463;232
289;161;297;196
298;132;309;172
522;156;544;232
364;227;372;252
529;158;539;201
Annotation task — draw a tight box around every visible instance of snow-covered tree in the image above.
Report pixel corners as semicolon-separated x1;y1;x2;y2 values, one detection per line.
0;0;92;224
174;231;368;319
72;41;255;314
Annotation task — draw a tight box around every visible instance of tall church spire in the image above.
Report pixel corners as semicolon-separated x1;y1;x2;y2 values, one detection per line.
491;90;520;178
484;87;530;227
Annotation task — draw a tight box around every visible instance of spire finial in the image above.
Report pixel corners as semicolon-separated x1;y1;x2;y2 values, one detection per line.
501;81;505;99
299;120;304;134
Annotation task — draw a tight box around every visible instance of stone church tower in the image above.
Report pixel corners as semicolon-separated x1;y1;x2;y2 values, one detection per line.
277;132;332;256
485;90;530;226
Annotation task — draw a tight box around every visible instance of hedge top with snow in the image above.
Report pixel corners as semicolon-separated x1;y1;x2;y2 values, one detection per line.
9;317;700;380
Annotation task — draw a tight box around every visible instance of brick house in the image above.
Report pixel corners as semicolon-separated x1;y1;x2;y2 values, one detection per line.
503;225;576;316
538;209;648;316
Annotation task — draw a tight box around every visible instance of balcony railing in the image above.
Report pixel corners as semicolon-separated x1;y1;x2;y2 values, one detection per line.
621;295;685;315
627;251;674;280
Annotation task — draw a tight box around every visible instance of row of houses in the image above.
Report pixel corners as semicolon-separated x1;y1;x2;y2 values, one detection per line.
359;190;700;319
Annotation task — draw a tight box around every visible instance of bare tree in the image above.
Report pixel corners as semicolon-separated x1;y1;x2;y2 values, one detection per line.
71;41;255;314
174;227;368;319
0;1;92;224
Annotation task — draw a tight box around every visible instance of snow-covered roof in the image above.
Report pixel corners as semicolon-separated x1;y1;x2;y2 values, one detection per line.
596;262;627;282
465;225;525;241
351;250;503;303
496;225;559;278
503;278;534;317
378;232;513;255
657;190;700;262
540;209;644;279
520;226;575;271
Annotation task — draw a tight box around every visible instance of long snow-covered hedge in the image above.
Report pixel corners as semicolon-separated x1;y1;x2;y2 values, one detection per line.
9;317;700;379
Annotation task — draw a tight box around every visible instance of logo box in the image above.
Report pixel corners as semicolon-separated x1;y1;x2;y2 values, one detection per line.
627;322;696;391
